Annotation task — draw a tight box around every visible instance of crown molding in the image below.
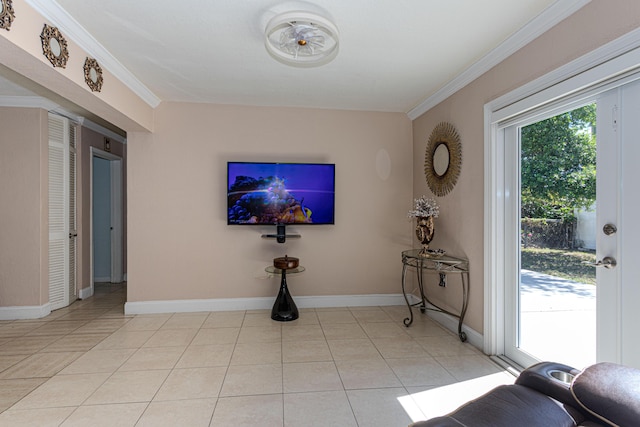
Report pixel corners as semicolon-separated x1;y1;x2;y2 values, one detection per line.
25;0;161;108
407;0;592;120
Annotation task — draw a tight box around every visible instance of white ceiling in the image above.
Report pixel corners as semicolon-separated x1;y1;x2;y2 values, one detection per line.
4;1;588;119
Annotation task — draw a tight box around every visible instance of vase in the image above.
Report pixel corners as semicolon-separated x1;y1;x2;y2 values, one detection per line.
415;216;435;256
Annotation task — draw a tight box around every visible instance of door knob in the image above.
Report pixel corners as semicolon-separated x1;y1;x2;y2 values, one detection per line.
585;256;617;269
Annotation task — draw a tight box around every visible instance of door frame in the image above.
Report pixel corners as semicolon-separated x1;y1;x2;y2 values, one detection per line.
89;147;123;292
483;29;640;366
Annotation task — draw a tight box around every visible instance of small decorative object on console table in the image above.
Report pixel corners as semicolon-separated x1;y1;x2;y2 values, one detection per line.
401;249;469;341
267;256;303;322
408;196;439;257
273;254;298;270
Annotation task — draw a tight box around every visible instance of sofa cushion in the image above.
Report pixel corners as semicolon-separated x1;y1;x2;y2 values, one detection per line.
571;362;640;427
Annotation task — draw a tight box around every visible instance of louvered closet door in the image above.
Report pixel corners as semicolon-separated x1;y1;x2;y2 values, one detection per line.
48;114;76;310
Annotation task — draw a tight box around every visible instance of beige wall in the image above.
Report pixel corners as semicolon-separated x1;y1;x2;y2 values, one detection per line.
0;107;127;309
0;107;48;306
412;0;640;334
127;103;413;302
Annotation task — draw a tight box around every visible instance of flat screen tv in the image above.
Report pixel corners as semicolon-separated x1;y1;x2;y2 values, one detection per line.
227;162;335;225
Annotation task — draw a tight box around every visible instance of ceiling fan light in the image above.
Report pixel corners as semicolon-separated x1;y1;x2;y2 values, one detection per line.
265;11;339;67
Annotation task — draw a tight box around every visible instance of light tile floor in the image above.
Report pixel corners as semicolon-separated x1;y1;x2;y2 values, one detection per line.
0;284;515;426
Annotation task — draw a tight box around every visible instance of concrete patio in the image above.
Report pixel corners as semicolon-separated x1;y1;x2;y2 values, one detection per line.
520;269;596;369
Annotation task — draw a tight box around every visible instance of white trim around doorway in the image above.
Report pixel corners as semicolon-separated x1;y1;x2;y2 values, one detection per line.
89;147;124;295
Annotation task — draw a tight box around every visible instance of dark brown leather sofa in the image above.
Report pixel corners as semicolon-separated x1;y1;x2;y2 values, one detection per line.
410;361;640;427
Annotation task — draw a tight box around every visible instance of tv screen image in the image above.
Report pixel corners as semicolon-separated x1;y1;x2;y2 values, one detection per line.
227;162;335;225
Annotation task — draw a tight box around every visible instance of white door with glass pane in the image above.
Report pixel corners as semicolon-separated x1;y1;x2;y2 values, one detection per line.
596;81;640;367
501;79;640;370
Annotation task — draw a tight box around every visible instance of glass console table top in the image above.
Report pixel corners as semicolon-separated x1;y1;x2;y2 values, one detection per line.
401;249;468;272
265;266;305;275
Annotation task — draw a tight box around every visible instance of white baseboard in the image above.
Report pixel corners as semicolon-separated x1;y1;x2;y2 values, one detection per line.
0;304;51;320
425;304;484;350
79;286;93;300
93;276;111;283
125;293;408;315
406;294;484;350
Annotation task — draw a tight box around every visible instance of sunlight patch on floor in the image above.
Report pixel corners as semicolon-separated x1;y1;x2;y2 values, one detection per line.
398;371;515;422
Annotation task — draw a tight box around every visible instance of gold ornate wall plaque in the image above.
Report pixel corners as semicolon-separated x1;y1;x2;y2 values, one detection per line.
40;24;69;68
0;0;15;31
84;57;103;92
424;122;462;197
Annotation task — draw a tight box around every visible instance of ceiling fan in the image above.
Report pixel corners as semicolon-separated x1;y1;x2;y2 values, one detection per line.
265;11;339;67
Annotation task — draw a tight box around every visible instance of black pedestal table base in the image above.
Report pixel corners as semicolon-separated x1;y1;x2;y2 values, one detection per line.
271;269;299;321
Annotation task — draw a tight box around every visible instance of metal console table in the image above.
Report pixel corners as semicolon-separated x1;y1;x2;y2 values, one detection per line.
401;249;469;342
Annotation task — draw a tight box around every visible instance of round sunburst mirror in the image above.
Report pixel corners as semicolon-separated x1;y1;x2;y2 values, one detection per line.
0;0;15;31
40;24;69;68
83;57;103;92
424;122;462;197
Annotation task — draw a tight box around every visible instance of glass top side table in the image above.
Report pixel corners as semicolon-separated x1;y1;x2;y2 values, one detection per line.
401;249;469;342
